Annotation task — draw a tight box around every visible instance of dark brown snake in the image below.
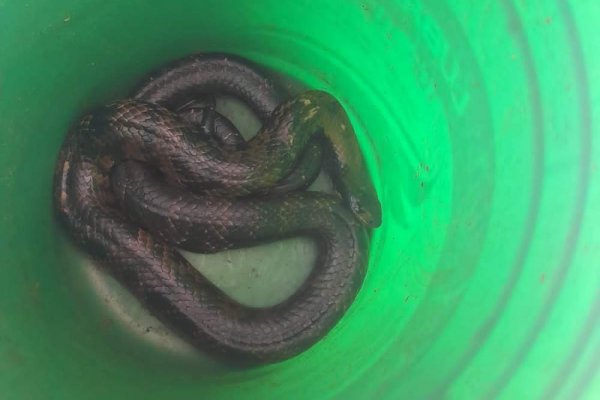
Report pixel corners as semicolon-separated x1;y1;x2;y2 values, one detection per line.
53;54;381;363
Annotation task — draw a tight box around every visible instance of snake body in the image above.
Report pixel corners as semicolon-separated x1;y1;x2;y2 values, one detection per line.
53;54;381;363
135;54;325;194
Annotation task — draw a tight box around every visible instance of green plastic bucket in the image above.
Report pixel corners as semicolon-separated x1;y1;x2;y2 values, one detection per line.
1;1;599;399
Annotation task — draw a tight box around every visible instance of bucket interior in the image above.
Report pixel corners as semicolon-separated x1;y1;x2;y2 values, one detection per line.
1;1;599;399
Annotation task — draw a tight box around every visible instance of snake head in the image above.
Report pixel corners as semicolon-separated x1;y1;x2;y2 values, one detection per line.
281;90;383;228
347;188;382;228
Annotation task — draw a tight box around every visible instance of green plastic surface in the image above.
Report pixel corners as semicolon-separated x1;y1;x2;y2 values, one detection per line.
1;0;599;399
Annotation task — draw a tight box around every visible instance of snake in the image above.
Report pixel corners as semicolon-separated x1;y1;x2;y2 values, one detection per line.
53;54;381;363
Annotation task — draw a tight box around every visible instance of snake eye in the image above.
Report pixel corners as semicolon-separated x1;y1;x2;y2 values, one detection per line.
348;193;382;228
350;196;371;226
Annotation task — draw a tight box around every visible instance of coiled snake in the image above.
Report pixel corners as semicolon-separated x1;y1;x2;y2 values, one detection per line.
53;54;381;363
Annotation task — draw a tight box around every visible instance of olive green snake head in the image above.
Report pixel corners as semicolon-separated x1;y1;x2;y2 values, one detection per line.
267;90;382;228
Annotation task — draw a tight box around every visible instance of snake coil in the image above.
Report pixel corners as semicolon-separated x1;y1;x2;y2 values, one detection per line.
53;53;381;363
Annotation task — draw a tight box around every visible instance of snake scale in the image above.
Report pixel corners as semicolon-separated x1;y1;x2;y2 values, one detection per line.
53;53;381;363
